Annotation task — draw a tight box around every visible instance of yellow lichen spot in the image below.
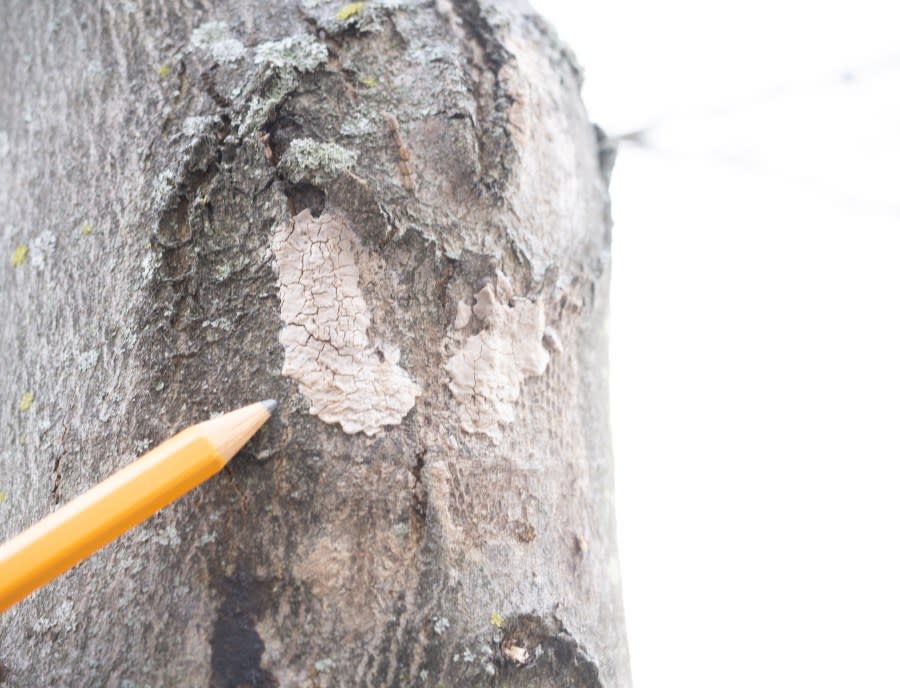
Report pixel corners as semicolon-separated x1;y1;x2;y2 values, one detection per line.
359;75;376;88
80;221;93;236
19;392;34;412
490;612;504;628
158;64;171;78
335;2;365;21
11;244;27;266
0;491;5;504
19;434;27;446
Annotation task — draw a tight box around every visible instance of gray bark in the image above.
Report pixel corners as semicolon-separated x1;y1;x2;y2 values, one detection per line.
0;1;628;686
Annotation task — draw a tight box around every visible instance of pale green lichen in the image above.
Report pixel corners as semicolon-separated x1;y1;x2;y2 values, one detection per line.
77;349;99;372
239;70;298;136
456;642;498;676
0;491;5;504
359;75;377;88
152;525;181;547
151;169;178;211
254;34;328;70
79;221;92;236
181;116;218;138
433;616;450;635
140;252;160;282
278;138;357;185
18;392;34;412
30;230;56;272
10;244;27;266
213;254;249;282
393;521;409;538
32;617;55;634
340;108;379;136
314;658;336;673
158;64;171;78
336;2;365;21
490;611;504;628
201;317;234;331
238;35;327;136
191;21;246;63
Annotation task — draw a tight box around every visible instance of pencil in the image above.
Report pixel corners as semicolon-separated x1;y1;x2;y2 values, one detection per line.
0;399;276;613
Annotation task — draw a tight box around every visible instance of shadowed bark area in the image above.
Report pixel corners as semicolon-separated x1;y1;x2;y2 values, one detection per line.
0;1;628;686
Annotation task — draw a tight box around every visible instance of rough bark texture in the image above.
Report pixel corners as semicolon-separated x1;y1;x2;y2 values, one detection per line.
0;1;627;686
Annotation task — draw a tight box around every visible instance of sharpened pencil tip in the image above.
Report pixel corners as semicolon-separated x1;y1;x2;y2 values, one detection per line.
261;399;277;413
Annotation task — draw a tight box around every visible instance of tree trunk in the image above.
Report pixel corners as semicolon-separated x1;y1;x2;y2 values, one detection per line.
0;1;627;686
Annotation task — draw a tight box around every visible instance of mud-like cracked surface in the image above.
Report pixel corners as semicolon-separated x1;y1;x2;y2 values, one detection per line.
272;210;420;436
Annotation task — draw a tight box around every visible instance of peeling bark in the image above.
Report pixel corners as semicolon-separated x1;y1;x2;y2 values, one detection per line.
0;1;628;686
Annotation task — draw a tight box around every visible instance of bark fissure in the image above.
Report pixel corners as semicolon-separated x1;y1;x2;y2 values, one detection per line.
444;0;517;198
210;567;278;688
49;451;63;506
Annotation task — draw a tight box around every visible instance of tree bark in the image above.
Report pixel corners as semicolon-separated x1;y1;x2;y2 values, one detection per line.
0;1;627;686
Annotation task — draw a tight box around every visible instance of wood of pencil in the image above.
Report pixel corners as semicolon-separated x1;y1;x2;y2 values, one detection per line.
0;399;276;613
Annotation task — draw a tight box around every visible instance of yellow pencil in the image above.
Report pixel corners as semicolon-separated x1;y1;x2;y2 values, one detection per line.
0;399;276;613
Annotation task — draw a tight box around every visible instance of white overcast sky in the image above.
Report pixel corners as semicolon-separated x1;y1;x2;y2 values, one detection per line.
529;0;900;686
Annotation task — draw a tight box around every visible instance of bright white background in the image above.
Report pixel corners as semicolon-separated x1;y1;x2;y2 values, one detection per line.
529;1;900;686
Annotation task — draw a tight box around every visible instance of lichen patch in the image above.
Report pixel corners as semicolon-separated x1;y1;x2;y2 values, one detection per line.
18;392;34;412
190;22;246;63
445;272;551;438
277;138;357;186
335;3;366;22
239;71;298;137
10;244;27;267
30;231;56;272
253;34;328;71
272;210;420;436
